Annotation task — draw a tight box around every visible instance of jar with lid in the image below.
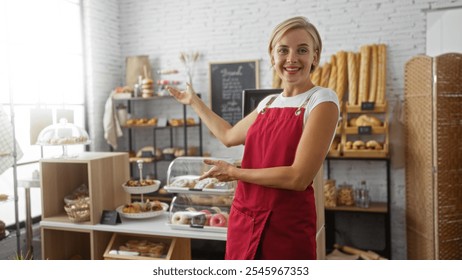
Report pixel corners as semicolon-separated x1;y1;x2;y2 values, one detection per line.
337;182;354;206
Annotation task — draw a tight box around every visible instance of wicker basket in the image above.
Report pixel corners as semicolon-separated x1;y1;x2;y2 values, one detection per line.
64;198;90;222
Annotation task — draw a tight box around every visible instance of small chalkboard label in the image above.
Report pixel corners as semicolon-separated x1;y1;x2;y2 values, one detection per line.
141;151;153;158
100;210;121;225
190;224;205;229
361;102;375;110
358;126;372;135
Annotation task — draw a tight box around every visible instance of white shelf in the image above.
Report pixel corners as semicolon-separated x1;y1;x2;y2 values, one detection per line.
40;213;227;241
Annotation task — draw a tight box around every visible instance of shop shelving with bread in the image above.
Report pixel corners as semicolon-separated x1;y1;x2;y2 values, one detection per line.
341;100;389;159
318;44;391;258
113;94;203;187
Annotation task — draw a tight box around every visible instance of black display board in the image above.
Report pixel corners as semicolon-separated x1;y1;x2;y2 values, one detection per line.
209;60;259;125
242;88;283;118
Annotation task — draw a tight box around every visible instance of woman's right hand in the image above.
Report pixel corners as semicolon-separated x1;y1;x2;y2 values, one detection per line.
166;83;196;105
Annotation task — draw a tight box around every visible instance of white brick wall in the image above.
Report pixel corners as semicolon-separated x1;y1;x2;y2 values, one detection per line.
83;0;462;259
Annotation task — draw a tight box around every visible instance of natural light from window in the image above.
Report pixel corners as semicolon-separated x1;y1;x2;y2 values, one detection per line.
0;0;85;227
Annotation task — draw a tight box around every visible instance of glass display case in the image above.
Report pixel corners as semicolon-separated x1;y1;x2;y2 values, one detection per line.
164;157;237;232
36;118;91;157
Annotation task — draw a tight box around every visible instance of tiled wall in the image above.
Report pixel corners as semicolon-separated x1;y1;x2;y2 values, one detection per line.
82;0;462;259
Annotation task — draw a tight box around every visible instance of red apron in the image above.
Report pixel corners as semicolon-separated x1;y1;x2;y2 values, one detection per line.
225;95;317;260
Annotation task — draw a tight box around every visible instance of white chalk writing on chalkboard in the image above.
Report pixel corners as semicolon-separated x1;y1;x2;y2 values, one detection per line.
209;60;259;126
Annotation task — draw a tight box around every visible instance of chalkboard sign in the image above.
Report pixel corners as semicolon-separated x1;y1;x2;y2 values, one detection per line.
209;60;259;125
242;88;283;118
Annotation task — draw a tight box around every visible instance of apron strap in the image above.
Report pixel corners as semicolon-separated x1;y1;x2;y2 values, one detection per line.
294;87;319;116
260;96;277;114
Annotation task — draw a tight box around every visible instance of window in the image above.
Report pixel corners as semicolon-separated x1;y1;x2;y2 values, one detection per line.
0;0;85;226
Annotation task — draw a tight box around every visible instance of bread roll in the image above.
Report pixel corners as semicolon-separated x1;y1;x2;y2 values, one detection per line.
320;62;331;88
376;44;387;104
358;45;371;104
336;51;348;104
368;44;379;102
347;52;358;106
311;66;322;86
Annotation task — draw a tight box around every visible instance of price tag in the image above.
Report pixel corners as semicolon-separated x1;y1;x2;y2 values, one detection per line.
141;151;153;158
100;210;121;225
361;102;375;110
358;126;372;135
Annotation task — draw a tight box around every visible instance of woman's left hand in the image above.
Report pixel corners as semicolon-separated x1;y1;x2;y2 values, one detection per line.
200;159;236;182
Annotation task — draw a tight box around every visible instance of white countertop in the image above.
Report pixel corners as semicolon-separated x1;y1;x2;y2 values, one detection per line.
40;213;227;241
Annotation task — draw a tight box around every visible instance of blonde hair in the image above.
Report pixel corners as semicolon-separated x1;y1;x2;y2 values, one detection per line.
268;16;322;73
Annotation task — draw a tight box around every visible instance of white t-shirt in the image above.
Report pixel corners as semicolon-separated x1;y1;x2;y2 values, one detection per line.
256;86;340;125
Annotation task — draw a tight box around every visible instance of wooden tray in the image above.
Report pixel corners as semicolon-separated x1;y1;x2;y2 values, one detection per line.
103;233;176;260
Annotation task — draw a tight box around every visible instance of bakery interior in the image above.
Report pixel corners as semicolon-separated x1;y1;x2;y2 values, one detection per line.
0;0;461;261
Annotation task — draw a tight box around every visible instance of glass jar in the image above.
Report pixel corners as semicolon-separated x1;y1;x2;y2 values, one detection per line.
337;183;354;206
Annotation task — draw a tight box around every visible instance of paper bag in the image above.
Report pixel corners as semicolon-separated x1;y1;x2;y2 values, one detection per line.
125;55;152;88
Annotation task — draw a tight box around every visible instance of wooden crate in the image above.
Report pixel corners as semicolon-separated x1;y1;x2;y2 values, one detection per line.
103;233;176;260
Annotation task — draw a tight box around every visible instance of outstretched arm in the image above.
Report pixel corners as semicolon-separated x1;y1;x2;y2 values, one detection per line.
200;101;339;191
167;84;257;147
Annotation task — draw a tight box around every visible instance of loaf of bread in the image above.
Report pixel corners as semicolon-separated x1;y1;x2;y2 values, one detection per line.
311;66;322;86
328;54;337;91
347;52;359;106
368;44;379;102
358;45;371;104
336;51;348;104
376;44;387;104
355;114;382;127
328;65;337;92
320;62;331;87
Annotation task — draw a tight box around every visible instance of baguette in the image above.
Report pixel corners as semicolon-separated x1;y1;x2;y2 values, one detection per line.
311;66;322;86
376;44;387;104
328;65;337;92
358;45;371;104
336;51;347;104
368;44;378;102
347;52;358;106
320;62;331;88
328;54;337;91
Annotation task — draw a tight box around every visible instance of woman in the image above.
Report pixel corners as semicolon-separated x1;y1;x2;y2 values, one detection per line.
167;16;339;260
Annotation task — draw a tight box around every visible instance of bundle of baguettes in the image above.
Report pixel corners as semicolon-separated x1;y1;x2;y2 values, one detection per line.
355;44;387;105
311;44;386;106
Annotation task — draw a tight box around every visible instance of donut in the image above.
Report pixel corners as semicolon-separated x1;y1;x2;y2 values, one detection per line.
210;213;227;227
171;212;190;225
191;213;207;226
200;210;212;226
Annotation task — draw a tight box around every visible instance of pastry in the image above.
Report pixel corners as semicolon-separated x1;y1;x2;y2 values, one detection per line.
366;140;383;150
352;140;365;150
355;115;382;127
